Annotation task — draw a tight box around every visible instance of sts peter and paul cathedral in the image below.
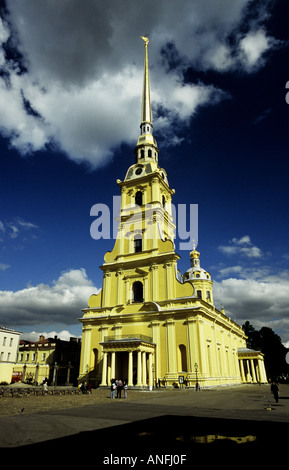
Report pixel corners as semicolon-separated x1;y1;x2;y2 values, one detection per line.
78;37;267;388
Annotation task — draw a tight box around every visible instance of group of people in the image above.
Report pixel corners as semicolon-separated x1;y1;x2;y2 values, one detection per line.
110;379;128;399
78;382;92;394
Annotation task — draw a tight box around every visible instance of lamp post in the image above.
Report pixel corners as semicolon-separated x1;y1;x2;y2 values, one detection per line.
194;362;199;391
152;363;155;390
52;362;58;386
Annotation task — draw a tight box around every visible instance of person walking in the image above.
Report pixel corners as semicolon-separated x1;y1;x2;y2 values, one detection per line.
43;381;48;394
124;382;128;399
110;380;116;398
271;382;279;403
116;379;123;398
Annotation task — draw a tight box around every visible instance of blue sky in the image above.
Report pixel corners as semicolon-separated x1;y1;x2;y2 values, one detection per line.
0;0;289;344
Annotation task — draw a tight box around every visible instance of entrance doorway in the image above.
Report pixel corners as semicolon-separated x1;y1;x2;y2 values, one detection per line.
115;351;128;381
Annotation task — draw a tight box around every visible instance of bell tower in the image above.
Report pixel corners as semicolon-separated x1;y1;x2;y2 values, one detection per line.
79;37;253;390
87;35;182;310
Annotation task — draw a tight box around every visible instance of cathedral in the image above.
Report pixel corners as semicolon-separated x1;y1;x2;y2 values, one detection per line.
78;38;267;388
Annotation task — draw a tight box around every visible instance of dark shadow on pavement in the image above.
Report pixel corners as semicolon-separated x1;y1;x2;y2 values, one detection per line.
1;414;288;466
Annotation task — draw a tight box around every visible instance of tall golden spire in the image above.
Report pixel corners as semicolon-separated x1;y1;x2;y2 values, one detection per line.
140;35;152;126
135;36;159;163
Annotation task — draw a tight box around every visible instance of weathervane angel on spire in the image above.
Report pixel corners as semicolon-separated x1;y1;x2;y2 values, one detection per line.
140;34;149;45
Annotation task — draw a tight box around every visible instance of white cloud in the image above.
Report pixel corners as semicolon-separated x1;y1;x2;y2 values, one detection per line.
21;330;78;342
239;29;273;70
218;235;263;258
0;16;9;45
0;217;39;241
0;268;99;328
213;234;289;342
0;263;10;271
0;0;280;168
213;276;289;339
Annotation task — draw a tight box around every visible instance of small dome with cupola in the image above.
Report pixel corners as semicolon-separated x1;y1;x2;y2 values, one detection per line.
183;245;213;304
183;246;211;281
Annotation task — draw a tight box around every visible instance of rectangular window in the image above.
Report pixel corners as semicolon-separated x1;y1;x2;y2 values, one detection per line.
134;237;142;252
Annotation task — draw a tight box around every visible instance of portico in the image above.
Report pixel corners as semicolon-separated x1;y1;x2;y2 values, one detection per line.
99;335;155;388
238;348;267;383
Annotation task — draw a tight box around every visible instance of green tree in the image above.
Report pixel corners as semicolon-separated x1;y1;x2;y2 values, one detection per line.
242;321;260;350
242;322;289;381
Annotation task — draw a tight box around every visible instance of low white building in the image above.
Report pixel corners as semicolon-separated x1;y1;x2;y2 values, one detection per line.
0;326;22;384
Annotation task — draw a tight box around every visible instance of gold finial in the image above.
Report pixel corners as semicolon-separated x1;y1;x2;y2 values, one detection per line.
140;34;149;46
190;240;200;259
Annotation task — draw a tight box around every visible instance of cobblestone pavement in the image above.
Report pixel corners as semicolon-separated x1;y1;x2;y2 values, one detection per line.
1;383;288;420
0;385;158;417
1;383;289;465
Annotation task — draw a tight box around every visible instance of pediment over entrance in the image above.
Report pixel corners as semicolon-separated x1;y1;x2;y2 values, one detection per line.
123;267;148;279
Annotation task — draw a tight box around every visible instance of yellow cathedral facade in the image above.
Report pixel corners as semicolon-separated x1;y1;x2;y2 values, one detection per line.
78;38;267;389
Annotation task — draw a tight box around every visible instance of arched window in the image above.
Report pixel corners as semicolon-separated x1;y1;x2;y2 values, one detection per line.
93;348;98;369
134;235;142;253
197;290;202;299
179;344;187;372
135;191;143;206
141;149;145;159
162;195;166;208
133;281;143;303
148;149;152;158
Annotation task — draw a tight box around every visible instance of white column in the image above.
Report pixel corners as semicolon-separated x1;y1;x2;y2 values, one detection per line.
142;351;147;386
111;352;116;380
239;359;245;382
137;350;142;386
100;352;108;386
251;359;257;382
246;359;251;381
128;351;133;386
258;359;267;382
148;352;153;387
